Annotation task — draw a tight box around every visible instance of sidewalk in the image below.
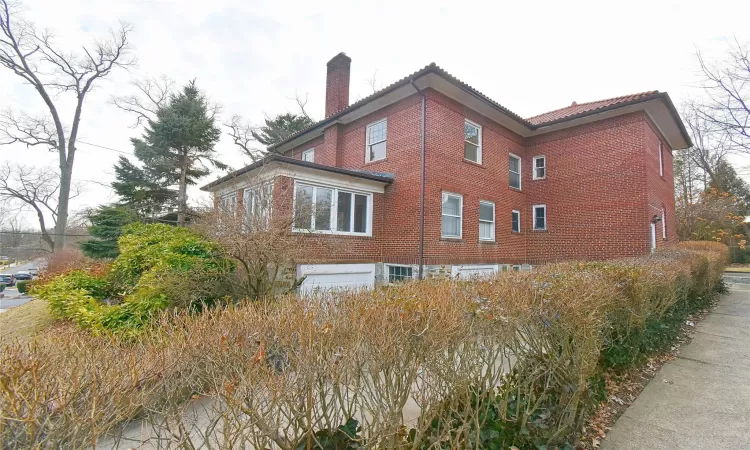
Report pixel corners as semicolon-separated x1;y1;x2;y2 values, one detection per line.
602;280;750;449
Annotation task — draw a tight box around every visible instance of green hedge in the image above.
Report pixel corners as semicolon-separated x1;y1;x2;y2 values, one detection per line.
16;280;31;294
33;223;230;336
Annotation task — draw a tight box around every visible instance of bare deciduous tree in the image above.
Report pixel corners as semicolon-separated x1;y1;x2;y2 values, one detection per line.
111;75;175;127
224;114;265;161
0;0;134;250
0;162;81;251
695;39;750;156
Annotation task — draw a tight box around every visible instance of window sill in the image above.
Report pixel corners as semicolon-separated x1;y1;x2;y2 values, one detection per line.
365;157;387;165
292;230;373;238
479;240;497;245
531;229;548;233
532;177;547;181
440;237;463;242
462;159;485;168
509;186;522;192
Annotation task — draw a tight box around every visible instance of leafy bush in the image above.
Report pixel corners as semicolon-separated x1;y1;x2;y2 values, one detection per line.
33;223;229;336
0;283;5;293
1;242;729;449
16;280;31;294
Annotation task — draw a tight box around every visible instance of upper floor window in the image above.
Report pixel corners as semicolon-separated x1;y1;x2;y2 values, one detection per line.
533;155;546;180
441;192;463;238
293;182;371;235
533;204;547;230
509;154;521;189
511;210;520;233
366;119;387;162
220;193;237;213
661;207;667;239
464;120;482;164
658;142;664;177
479;201;495;241
243;183;273;228
302;148;315;162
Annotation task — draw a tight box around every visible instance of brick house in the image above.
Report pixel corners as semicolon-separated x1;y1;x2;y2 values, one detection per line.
202;53;691;292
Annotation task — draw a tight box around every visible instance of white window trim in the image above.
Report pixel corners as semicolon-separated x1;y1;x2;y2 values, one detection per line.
479;200;495;241
441;192;463;239
220;193;237;212
511;210;521;233
302;148;315;162
365;118;387;163
464;119;482;164
658;142;664;177
532;204;547;231
292;181;373;236
509;153;522;190
386;264;415;283
243;182;274;225
532;155;546;180
661;207;667;240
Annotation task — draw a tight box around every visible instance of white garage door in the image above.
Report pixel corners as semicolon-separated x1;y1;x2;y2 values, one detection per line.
451;265;498;279
298;264;376;295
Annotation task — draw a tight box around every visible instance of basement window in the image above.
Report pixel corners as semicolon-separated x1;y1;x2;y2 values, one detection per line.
388;265;413;283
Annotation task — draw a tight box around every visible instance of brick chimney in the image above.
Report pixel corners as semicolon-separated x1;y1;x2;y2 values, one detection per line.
325;52;351;117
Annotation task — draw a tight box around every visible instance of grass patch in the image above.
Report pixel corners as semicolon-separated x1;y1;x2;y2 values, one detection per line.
0;300;53;346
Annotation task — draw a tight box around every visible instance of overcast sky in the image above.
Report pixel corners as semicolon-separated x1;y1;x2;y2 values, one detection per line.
1;0;749;228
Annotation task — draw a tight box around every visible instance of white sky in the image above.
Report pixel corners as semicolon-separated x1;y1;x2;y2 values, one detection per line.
1;0;749;228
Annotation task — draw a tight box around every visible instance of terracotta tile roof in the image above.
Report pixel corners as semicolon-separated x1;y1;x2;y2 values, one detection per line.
268;63;528;151
525;91;660;126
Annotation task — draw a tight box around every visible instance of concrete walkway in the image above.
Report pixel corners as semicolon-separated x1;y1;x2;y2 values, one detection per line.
602;279;750;449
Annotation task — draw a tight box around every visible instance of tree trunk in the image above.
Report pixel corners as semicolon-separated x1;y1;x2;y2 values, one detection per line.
54;151;75;250
177;150;189;226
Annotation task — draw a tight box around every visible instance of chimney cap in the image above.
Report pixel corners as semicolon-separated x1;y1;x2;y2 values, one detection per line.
571;101;577;106
327;52;351;67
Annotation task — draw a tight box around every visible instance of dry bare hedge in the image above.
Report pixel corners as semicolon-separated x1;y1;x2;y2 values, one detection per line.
0;242;728;449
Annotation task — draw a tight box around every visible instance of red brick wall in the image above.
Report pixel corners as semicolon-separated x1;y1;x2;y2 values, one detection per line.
422;90;527;265
525;112;653;263
644;119;679;249
275;94;676;265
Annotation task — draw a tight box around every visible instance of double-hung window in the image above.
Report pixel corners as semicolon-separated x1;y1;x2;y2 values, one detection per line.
366;119;387;162
464;120;482;163
511;210;520;233
220;193;237;213
479;201;495;241
302;148;315;162
533;155;546;180
533;204;547;231
509;154;521;189
658;142;664;177
293;183;371;235
243;183;273;228
441;192;463;238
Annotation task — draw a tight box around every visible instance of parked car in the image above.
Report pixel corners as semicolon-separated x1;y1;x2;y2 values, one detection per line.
27;267;39;276
13;271;32;282
0;274;13;286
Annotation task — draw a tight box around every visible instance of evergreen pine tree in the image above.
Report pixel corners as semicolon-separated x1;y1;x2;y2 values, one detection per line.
251;113;314;146
80;206;136;258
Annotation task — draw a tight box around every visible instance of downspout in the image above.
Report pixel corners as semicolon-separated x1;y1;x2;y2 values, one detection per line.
411;80;426;279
